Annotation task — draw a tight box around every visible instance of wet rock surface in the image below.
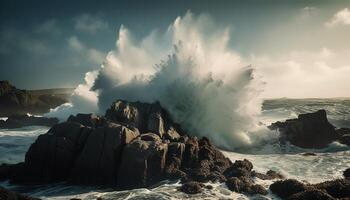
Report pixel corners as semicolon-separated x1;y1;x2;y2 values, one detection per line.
270;109;350;148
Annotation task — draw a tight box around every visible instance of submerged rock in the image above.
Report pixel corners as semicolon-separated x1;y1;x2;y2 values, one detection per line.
179;181;204;194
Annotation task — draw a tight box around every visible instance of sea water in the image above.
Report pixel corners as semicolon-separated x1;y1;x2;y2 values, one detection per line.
1;99;350;199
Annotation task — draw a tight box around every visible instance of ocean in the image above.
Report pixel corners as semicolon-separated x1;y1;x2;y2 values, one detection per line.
1;98;350;199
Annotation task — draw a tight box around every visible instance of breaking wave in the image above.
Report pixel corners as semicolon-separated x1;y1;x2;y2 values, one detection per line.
46;12;267;150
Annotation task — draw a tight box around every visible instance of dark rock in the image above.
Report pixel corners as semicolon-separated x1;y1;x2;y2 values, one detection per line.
344;168;350;179
67;113;101;128
0;186;40;200
182;137;199;168
0;80;72;117
226;177;267;195
71;123;139;185
287;188;336;200
105;100;182;139
0;115;58;129
224;159;253;178
301;152;317;156
270;179;309;198
270;110;338;148
179;181;203;194
252;170;284;180
314;179;350;198
117;133;168;189
23;122;90;182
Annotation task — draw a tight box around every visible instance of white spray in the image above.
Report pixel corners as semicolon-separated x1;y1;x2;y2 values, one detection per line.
48;12;266;150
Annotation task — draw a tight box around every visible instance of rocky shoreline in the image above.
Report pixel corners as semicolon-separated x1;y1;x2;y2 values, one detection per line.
0;100;349;199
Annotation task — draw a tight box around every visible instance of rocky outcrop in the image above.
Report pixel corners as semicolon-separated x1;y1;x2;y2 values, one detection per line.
0;100;269;196
269;109;350;148
105;100;181;140
270;172;350;199
0;80;72;117
0;114;58;129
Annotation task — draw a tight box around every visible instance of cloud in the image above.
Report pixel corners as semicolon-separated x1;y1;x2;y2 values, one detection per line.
68;36;84;51
325;8;350;27
252;48;350;98
67;35;105;65
35;19;61;35
75;14;108;34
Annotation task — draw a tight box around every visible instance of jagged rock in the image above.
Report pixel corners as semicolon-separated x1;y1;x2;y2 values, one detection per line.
224;159;253;178
117;133;168;189
226;176;267;195
269;179;309;198
182;136;199;168
179;181;204;194
287;188;336;200
70;123;139;185
67;113;101;128
269;110;338;148
105;100;182;139
0;115;58;129
0;80;71;117
314;179;350;199
252;170;284;180
0;186;40;200
164;142;185;180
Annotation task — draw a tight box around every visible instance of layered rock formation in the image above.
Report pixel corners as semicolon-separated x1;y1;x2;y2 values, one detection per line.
269;109;350;148
0;80;72;117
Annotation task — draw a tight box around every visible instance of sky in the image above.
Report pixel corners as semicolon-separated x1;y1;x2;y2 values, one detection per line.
0;0;350;98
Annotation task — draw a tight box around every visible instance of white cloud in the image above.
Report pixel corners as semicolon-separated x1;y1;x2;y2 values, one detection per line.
68;36;84;51
67;35;105;65
252;48;350;98
325;8;350;27
75;14;108;34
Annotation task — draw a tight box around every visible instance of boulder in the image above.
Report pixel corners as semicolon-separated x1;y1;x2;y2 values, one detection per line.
314;179;350;198
117;133;168;189
70;123;139;185
344;168;350;179
0;115;58;129
269;110;338;148
269;179;309;199
224;159;253;178
179;181;204;194
287;188;335;200
226;176;267;195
